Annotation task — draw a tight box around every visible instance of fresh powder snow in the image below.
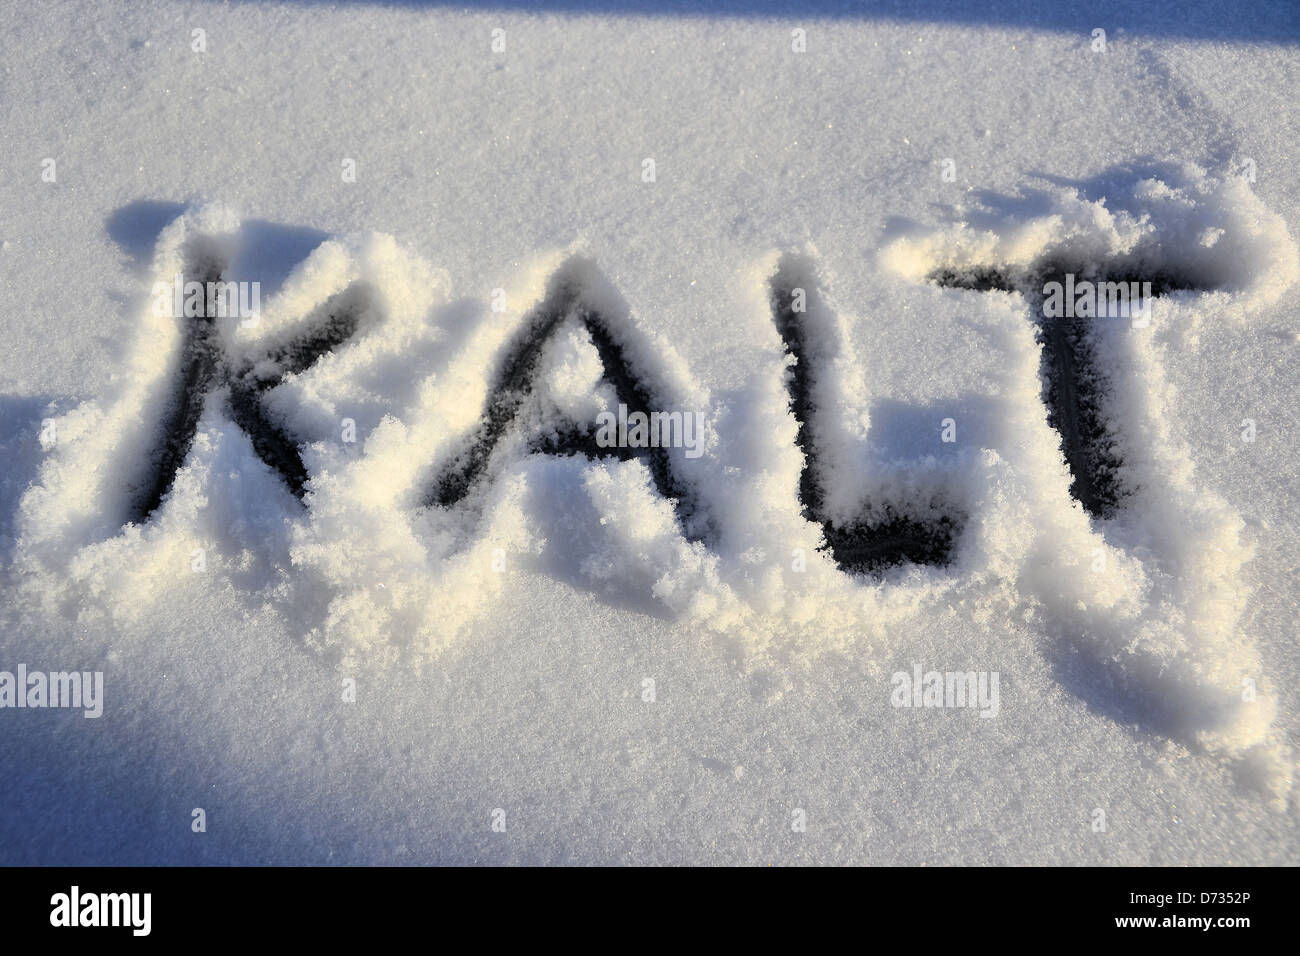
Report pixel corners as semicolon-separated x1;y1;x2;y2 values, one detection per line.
1;0;1298;864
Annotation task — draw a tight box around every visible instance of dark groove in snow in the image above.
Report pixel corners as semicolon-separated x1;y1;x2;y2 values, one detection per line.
128;266;367;523
247;298;363;386
770;259;959;574
129;257;226;524
228;288;370;501
429;270;708;542
1026;273;1124;518
926;266;1015;294
225;381;312;499
930;261;1211;518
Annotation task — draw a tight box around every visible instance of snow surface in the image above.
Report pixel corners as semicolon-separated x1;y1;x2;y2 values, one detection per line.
2;0;1299;864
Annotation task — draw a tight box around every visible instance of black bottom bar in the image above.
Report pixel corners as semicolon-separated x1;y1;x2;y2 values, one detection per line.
0;865;1281;943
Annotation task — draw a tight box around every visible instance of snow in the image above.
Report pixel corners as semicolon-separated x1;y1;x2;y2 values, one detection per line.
1;0;1299;863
